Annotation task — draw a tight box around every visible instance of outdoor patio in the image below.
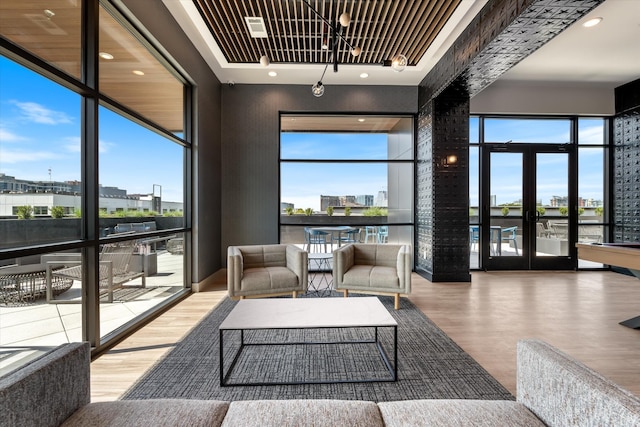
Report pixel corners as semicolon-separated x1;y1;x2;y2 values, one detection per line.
0;250;184;376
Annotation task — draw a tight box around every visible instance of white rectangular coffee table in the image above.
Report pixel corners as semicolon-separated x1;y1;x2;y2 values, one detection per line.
219;297;398;386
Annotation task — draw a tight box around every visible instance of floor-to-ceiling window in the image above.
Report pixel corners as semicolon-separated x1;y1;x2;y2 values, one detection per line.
0;1;191;372
279;114;414;256
469;115;609;270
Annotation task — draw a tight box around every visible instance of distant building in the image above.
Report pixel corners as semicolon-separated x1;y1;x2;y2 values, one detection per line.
356;195;374;206
550;196;568;207
376;190;388;207
0;174;182;216
320;195;341;211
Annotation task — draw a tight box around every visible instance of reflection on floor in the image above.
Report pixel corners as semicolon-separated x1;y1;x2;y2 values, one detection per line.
470;241;604;270
0;251;184;376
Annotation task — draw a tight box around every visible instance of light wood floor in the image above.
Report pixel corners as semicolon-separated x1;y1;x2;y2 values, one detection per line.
90;270;640;401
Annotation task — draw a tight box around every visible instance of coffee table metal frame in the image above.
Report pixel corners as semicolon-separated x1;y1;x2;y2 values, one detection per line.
219;298;397;387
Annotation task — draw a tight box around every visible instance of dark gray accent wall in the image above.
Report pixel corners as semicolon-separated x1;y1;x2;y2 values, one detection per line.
613;78;640;243
122;0;222;282
220;84;417;265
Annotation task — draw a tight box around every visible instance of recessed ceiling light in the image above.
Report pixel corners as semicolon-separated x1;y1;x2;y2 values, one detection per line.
360;73;369;79
132;70;145;76
583;17;602;27
358;118;366;122
99;52;114;60
268;71;277;77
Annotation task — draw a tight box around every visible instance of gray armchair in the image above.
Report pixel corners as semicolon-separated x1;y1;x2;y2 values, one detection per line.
227;244;308;299
333;243;411;309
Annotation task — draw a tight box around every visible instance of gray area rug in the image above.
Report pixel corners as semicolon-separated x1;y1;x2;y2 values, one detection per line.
122;294;513;402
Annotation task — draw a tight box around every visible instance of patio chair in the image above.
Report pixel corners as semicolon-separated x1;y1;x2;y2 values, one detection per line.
364;226;378;243
469;225;479;251
501;226;519;255
46;239;145;303
333;227;361;246
377;226;389;243
304;227;330;253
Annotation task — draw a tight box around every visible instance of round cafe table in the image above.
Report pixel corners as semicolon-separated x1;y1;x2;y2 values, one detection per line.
307;253;333;297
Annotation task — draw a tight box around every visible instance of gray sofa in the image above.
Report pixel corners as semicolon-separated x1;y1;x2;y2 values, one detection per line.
227;244;308;299
333;243;411;309
3;339;639;426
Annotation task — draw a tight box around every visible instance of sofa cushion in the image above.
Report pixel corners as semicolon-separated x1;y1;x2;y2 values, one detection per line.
0;342;90;427
241;266;299;291
370;266;400;289
62;399;229;427
378;399;544;427
342;265;399;289
239;245;286;268
222;399;384;427
517;339;640;427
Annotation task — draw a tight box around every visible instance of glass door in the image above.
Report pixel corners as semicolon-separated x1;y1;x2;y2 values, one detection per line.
482;145;576;270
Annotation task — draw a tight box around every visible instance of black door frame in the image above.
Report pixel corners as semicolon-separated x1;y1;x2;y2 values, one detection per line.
481;142;577;270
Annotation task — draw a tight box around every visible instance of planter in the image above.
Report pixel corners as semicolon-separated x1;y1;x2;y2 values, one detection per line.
131;253;158;277
280;215;385;226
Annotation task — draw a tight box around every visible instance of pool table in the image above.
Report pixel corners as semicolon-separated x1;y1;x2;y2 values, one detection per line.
576;242;640;329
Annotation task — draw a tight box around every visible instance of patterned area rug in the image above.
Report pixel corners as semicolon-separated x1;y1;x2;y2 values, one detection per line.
122;294;513;402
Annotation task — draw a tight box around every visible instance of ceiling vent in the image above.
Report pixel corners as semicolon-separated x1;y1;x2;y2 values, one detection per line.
244;17;268;38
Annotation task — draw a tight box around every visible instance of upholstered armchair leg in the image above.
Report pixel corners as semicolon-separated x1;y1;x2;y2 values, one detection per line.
394;293;400;310
240;295;245;300
292;291;298;298
343;289;349;298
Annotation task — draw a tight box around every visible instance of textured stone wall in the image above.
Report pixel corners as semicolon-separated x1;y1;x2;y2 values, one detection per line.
613;79;640;243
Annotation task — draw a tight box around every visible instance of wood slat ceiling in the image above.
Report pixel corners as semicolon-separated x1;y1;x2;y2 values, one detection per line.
194;0;462;67
0;1;184;133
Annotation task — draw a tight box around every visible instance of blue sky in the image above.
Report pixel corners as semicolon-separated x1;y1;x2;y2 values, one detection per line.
0;56;183;202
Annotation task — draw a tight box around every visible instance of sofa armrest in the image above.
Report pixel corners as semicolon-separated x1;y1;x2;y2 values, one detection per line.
0;342;90;427
332;244;355;288
517;339;640;426
396;245;412;294
285;245;308;286
227;246;243;297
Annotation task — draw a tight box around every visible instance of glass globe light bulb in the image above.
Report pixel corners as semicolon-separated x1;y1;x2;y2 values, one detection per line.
311;81;325;97
391;54;407;72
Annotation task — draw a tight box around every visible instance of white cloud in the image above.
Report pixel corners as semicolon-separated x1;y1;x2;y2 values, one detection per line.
63;136;81;153
99;139;115;153
0;127;28;142
0;148;60;163
11;101;73;125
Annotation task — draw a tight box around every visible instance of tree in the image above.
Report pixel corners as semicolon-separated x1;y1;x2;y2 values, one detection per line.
363;207;387;216
595;206;604;217
559;206;568;216
16;205;33;219
501;206;509;216
51;206;65;218
536;206;546;216
344;207;351;216
326;206;334;216
285;207;294;216
304;208;313;216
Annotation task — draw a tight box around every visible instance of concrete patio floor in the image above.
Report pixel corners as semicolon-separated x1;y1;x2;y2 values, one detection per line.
0;251;184;375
